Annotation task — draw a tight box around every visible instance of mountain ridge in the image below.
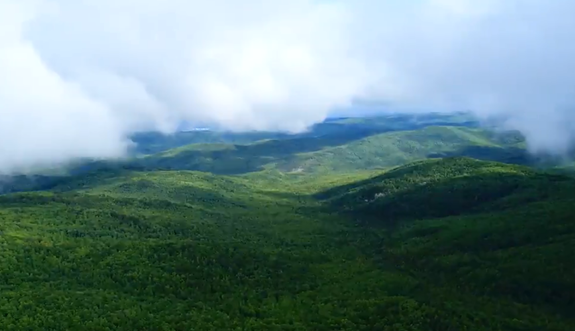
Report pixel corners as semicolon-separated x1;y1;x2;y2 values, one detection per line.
0;113;573;330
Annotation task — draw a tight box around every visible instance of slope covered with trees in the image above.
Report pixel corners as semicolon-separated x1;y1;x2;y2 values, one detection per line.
128;112;480;156
319;157;571;222
0;155;574;330
0;114;573;330
125;126;532;175
320;157;575;327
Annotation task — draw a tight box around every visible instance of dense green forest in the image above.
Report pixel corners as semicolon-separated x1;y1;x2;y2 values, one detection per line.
0;114;573;330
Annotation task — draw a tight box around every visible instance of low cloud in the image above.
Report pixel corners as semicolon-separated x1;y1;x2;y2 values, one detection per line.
1;0;574;173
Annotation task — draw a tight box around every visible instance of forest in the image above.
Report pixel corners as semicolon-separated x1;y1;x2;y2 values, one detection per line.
0;114;573;330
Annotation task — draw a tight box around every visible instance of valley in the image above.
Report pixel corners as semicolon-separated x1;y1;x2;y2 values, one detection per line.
0;113;573;330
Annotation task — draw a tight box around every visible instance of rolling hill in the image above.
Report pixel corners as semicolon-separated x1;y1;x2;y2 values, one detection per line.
0;155;574;330
127;112;480;156
0;113;573;330
126;126;531;175
318;157;571;222
0;118;520;196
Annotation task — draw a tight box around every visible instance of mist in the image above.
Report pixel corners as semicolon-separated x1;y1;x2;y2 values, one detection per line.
1;0;574;173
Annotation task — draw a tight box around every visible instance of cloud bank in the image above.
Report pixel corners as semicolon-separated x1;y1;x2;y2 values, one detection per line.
1;0;575;172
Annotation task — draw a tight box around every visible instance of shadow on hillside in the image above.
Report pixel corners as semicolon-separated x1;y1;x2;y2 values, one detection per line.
138;121;483;175
0;168;129;195
0;174;61;195
53;115;483;177
313;173;391;201
69;125;399;176
427;146;535;165
318;169;572;229
131;114;479;155
134;129;390;174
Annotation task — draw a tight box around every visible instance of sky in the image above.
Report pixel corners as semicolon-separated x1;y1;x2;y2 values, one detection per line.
1;0;575;173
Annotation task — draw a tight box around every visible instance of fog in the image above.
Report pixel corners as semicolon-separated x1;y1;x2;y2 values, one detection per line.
1;0;574;173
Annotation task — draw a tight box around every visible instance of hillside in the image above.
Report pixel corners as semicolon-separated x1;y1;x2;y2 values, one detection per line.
128;112;480;156
318;157;575;327
0;156;574;330
129;130;292;155
1;168;452;330
0;114;573;330
0;172;375;330
0;115;491;194
128;126;531;175
318;157;571;223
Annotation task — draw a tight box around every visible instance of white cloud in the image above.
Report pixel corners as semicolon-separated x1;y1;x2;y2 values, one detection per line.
0;0;128;174
1;0;574;172
352;0;575;153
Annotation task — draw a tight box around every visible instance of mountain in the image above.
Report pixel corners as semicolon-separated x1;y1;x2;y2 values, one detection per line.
124;126;531;175
318;157;571;223
0;114;492;195
128;112;480;156
0;114;573;330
